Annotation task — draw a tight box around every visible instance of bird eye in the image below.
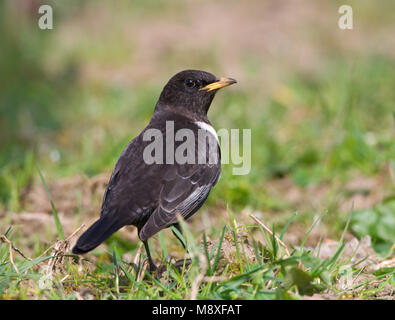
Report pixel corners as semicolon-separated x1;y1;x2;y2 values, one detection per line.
185;79;196;88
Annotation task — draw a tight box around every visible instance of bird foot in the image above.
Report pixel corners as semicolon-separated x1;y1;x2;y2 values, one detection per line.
155;257;192;277
148;260;158;273
173;258;192;269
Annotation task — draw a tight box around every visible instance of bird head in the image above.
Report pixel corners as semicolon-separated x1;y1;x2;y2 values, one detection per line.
157;70;237;116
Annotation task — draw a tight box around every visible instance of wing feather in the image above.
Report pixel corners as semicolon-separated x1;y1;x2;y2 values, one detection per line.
139;162;220;241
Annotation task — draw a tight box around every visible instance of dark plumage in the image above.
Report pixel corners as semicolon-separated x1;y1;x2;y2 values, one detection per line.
72;69;237;271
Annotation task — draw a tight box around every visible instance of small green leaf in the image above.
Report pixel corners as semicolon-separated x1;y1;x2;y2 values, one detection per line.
285;267;315;295
319;270;332;285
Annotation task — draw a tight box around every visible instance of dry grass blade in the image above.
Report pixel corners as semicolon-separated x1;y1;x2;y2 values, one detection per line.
133;243;143;266
37;224;86;280
8;241;18;274
266;268;280;290
137;260;148;282
0;234;32;261
190;252;208;300
1;234;33;274
189;252;226;300
38;224;85;259
250;214;290;257
389;161;395;187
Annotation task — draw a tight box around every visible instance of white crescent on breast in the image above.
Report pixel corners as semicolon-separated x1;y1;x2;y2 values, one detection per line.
195;121;219;145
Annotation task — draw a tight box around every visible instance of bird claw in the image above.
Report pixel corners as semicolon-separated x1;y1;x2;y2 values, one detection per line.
155;257;192;277
148;260;158;273
173;258;192;269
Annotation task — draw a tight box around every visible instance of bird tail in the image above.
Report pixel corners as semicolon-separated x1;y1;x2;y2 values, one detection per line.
72;214;125;254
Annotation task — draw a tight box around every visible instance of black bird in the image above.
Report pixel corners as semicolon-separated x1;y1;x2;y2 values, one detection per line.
72;70;237;271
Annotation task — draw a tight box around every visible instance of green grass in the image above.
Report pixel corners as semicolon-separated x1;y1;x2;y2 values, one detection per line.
0;56;394;298
0;210;393;300
0;0;394;300
37;169;65;241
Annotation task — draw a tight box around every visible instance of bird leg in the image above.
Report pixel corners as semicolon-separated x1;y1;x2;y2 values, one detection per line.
143;240;157;272
142;224;189;274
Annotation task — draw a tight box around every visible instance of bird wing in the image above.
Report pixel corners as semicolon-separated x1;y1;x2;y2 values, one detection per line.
99;134;163;224
138;161;220;241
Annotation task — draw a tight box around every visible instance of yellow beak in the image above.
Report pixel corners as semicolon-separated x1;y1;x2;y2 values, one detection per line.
200;77;237;92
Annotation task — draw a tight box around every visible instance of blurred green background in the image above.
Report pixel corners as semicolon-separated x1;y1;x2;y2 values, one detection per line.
0;0;394;254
